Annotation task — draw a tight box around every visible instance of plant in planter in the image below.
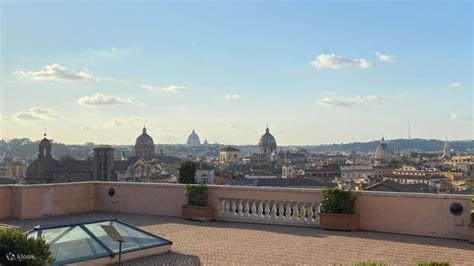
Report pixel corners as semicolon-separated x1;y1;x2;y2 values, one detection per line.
0;228;54;265
182;184;217;222
319;188;359;231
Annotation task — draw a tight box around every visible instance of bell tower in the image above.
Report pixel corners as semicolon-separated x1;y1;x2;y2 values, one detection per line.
38;133;52;159
93;146;115;181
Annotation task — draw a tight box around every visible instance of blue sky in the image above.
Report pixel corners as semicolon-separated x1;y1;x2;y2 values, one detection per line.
0;1;472;145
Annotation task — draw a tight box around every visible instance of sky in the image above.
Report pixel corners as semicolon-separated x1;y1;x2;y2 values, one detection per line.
0;1;472;145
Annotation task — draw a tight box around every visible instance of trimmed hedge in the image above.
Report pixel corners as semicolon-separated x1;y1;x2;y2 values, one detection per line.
184;184;209;207
320;188;357;214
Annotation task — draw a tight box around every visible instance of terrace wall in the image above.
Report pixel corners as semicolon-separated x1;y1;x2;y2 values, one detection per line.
0;182;471;240
356;191;471;240
0;186;11;219
1;183;95;219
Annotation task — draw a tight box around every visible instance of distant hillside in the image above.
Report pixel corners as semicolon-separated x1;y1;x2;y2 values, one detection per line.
236;139;474;154
300;139;474;153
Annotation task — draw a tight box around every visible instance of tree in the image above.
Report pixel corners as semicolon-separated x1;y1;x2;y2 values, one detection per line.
178;161;197;184
58;154;76;161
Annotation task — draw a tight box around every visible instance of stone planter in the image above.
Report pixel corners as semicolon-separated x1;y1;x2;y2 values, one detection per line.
320;212;360;231
182;205;217;222
469;224;474;244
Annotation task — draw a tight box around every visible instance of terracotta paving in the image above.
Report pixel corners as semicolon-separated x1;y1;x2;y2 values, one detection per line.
1;212;473;266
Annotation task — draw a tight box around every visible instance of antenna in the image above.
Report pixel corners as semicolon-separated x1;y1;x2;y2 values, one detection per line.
408;122;411;139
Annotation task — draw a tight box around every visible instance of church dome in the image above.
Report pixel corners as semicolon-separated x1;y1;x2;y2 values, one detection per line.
374;137;391;160
135;127;155;160
258;127;277;154
25;157;59;183
187;129;201;146
25;133;59;183
135;127;154;146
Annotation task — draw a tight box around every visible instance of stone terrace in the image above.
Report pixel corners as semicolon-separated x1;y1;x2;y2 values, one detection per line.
2;212;473;266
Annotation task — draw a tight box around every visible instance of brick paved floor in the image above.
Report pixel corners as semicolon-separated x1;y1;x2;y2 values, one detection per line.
1;212;473;266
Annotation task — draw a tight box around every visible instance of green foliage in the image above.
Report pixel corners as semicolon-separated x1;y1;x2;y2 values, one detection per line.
417;261;449;266
178;161;197;184
354;261;386;266
57;154;76;161
320;188;357;214
0;228;54;265
184;184;209;206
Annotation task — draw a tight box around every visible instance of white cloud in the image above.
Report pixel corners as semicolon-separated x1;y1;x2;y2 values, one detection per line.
227;124;240;130
142;84;186;93
310;54;372;70
13;63;101;81
317;95;384;107
375;52;395;62
78;93;133;106
85;47;132;57
14;107;59;120
450;113;472;121
449;82;463;88
103;119;135;127
224;94;243;100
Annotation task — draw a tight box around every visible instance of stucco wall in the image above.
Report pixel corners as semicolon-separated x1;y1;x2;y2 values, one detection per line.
356;191;471;240
95;182;187;217
0;186;11;219
1;183;96;219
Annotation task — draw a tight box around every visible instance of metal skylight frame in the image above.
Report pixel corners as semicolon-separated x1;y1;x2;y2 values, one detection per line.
27;217;172;265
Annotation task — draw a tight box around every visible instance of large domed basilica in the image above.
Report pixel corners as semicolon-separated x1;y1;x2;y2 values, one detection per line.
258;127;277;154
373;136;391;160
135;126;155;160
186;129;201;146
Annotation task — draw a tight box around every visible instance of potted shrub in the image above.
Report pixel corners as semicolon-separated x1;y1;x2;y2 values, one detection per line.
182;184;216;222
0;228;54;265
319;188;359;231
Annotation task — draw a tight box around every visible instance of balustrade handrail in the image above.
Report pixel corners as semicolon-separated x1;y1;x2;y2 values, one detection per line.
218;198;320;227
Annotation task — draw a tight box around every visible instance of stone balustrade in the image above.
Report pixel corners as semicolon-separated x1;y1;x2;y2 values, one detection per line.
219;198;319;227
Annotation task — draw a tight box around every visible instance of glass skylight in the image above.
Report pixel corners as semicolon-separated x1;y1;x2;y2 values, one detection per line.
27;217;172;265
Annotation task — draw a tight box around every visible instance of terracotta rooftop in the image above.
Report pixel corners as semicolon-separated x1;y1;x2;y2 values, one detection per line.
1;212;473;265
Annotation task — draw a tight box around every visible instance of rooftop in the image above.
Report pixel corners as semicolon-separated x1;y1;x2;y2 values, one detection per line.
2;212;473;265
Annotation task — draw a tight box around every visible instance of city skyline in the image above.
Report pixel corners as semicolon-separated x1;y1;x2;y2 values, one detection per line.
1;1;472;145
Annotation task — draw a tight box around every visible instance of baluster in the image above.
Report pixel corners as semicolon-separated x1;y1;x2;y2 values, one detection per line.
251;201;257;218
308;203;314;223
231;200;237;216
258;201;264;218
286;203;292;220
265;201;271;219
221;199;226;216
271;201;277;219
238;200;243;216
301;203;307;222
245;201;250;217
278;202;284;219
224;200;230;216
295;203;301;221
